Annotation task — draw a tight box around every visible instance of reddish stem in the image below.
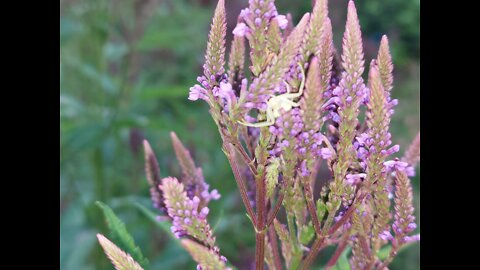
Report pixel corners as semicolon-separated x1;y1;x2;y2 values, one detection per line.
255;160;267;270
298;236;325;270
233;142;257;175
325;235;349;270
302;175;322;235
268;223;283;270
265;178;288;229
328;192;368;235
223;143;257;226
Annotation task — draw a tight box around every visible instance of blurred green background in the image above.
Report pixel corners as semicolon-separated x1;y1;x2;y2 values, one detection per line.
60;0;419;269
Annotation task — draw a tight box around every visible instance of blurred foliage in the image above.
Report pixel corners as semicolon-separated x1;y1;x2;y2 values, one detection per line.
60;0;419;269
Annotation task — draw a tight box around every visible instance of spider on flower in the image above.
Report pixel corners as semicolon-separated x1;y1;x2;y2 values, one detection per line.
239;63;306;128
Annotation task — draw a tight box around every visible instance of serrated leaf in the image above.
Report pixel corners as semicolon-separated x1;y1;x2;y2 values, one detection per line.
97;234;144;270
266;157;280;198
96;201;150;269
299;223;315;245
316;199;327;221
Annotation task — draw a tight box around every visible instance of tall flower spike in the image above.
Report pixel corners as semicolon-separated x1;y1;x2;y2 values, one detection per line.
318;17;334;94
170;132;220;204
181;239;230;270
244;13;310;112
341;0;364;76
160;177;216;248
295;17;334;167
327;0;366;219
365;60;391;163
301;56;324;132
143;140;166;213
189;0;227;106
97;234;144;270
228;22;245;92
364;61;395;251
377;35;394;92
300;16;333;133
288;0;328;89
305;0;328;59
244;0;281;76
171;132;198;182
392;170;419;246
205;0;227;83
402;132;420;168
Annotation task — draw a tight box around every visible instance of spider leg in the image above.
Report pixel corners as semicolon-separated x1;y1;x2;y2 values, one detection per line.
241;115;274;127
288;63;306;99
238;105;276;128
264;118;275;126
283;80;291;94
281;63;305;99
238;119;257;127
284;98;300;107
238;119;269;128
254;118;274;127
265;106;276;126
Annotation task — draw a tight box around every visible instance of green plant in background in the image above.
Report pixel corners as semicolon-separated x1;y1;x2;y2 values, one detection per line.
60;0;419;269
61;1;228;269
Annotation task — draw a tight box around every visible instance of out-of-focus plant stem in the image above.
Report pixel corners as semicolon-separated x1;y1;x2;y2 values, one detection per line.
223;142;257;227
302;175;322;235
325;234;349;270
268;215;282;270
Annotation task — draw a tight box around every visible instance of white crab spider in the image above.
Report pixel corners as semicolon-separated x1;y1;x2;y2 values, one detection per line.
239;63;306;128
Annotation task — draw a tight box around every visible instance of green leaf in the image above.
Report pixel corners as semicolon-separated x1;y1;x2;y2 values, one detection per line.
316;199;327;221
96;201;150;269
330;247;351;270
299;223;315;245
266;157;280;198
377;245;392;260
